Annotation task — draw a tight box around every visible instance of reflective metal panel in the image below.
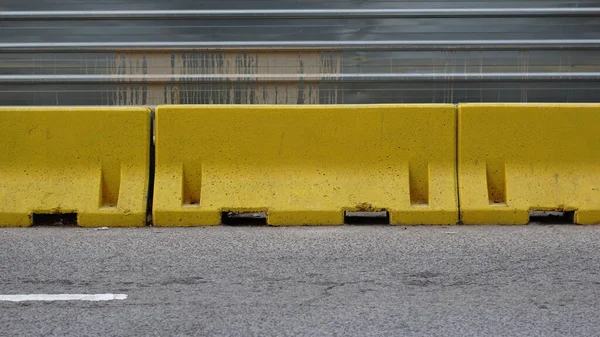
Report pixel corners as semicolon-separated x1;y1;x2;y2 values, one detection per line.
1;1;599;105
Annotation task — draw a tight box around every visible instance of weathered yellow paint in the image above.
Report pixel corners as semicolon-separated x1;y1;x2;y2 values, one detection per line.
458;103;600;225
153;104;458;226
0;107;150;227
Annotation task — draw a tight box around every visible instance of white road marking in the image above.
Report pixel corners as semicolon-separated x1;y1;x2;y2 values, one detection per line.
0;294;127;302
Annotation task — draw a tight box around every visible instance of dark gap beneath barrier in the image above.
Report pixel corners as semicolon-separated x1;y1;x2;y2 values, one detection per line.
221;212;267;226
32;213;78;227
529;210;575;225
344;211;390;225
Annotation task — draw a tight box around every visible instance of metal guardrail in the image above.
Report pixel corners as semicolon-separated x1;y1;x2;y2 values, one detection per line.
3;73;600;84
3;40;600;52
1;5;599;105
1;8;599;20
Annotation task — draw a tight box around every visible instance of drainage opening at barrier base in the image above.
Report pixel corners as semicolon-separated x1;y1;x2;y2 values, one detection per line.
528;210;575;225
344;211;390;225
221;211;268;226
31;213;78;227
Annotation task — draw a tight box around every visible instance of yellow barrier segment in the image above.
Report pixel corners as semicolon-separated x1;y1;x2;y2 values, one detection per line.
458;103;600;225
0;107;150;227
153;104;458;226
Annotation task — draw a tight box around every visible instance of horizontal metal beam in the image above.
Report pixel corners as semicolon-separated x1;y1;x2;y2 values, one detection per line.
2;73;599;84
1;8;600;20
2;40;600;53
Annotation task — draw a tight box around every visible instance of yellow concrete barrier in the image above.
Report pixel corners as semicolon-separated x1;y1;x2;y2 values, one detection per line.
153;104;458;226
458;103;600;225
0;107;150;227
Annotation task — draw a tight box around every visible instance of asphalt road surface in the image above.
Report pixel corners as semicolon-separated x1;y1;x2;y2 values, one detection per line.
1;225;600;337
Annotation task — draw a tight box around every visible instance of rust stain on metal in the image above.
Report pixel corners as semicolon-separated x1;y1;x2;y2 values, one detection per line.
106;51;341;105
